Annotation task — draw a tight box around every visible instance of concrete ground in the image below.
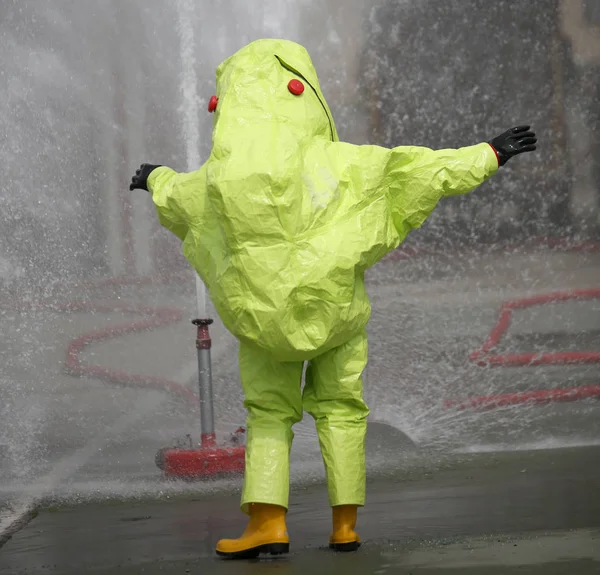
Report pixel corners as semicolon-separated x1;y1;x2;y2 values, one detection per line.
1;246;599;571
0;446;599;574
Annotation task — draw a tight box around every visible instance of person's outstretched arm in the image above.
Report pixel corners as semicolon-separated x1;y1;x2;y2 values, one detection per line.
383;125;536;240
383;141;498;240
370;126;537;241
129;163;208;241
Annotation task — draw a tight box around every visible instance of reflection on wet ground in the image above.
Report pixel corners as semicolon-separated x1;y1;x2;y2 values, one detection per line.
1;446;599;574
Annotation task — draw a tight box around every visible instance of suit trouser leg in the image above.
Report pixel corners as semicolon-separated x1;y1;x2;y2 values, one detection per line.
239;342;304;513
303;330;370;507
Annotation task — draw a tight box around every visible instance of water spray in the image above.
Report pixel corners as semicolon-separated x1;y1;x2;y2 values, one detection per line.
155;0;245;479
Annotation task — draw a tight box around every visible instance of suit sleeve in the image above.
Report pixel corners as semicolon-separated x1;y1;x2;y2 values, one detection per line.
382;142;499;241
147;165;207;241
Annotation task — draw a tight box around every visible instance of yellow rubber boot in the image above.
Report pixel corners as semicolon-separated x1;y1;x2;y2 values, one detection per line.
216;503;290;559
329;505;361;552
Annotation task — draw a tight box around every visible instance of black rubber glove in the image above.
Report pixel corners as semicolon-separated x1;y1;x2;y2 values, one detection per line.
489;126;537;166
129;163;162;191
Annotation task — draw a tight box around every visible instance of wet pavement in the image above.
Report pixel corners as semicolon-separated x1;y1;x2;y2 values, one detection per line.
1;248;600;572
1;445;599;574
2;250;600;496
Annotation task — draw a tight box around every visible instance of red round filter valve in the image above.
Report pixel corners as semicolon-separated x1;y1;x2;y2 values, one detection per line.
287;79;304;95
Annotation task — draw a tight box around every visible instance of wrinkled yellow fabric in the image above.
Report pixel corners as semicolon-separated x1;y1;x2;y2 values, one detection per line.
147;39;498;512
238;329;369;512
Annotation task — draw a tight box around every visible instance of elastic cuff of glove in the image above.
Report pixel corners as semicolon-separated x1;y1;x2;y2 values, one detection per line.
146;165;166;192
488;144;501;167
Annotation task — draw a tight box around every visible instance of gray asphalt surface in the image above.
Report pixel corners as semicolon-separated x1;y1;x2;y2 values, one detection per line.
1;249;600;573
1;446;599;573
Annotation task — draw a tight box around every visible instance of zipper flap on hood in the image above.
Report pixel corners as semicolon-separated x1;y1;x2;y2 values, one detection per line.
274;54;339;142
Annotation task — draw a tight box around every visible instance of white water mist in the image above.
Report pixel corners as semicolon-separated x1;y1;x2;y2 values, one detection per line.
176;0;206;317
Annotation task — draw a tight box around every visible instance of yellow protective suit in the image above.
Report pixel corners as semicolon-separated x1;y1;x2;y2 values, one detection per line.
147;39;498;511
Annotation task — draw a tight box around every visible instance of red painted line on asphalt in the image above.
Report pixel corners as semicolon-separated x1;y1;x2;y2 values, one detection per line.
456;288;600;410
483;351;600;367
470;288;600;367
471;308;512;361
2;298;198;407
62;304;199;406
444;384;600;411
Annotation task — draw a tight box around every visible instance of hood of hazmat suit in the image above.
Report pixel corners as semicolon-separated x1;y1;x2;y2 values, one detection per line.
148;39;498;361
